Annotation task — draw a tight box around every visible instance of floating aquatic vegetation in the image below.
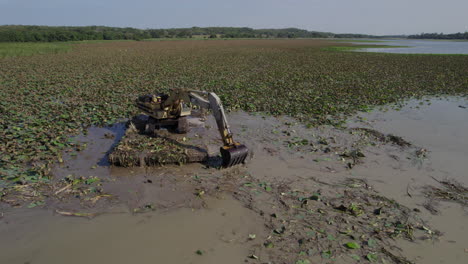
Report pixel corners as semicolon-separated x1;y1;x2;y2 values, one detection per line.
0;39;467;205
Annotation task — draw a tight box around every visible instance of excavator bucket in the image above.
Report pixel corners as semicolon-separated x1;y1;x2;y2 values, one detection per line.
220;144;249;168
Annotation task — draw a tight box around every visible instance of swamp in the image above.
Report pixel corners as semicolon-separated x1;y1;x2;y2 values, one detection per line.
0;39;467;264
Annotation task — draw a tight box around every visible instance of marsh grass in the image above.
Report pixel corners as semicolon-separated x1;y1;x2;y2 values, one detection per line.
0;42;72;58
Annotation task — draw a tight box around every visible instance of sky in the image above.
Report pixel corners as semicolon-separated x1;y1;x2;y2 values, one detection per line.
0;0;467;35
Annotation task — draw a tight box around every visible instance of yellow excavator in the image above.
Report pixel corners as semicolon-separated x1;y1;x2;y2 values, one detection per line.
135;88;249;168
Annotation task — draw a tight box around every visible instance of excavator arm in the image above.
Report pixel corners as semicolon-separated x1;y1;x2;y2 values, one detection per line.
188;91;233;145
187;90;249;167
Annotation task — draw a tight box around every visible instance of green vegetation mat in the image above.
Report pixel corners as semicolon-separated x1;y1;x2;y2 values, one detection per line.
0;42;72;58
0;39;467;202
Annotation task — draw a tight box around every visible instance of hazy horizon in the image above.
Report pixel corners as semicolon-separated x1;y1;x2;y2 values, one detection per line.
1;0;467;35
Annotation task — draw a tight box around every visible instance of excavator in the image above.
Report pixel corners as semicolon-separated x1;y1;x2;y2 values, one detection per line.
135;88;249;168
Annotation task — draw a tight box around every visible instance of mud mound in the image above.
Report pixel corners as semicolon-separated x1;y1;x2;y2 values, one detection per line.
108;116;209;167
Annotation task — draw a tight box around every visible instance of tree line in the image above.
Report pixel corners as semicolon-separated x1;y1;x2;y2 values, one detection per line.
0;25;394;42
0;25;151;42
4;25;466;43
8;25;465;43
408;32;468;40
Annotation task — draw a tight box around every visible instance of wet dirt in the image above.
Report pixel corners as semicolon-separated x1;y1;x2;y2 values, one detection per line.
0;196;265;264
346;96;468;264
1;97;467;264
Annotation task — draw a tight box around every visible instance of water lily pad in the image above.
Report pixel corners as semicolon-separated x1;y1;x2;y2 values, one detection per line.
345;242;361;249
366;253;378;262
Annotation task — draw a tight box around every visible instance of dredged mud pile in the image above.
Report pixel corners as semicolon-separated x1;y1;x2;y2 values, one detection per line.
108;115;209;167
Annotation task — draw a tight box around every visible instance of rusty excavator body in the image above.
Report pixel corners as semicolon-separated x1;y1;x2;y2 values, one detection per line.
135;89;249;168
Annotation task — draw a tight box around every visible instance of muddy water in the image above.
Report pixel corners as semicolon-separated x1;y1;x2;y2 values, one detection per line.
0;196;265;264
347;97;468;264
226;99;468;263
349;97;468;185
1;97;468;264
0;117;265;264
349;39;468;54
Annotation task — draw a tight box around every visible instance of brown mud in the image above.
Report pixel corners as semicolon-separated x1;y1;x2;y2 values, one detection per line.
108;114;211;167
1;97;467;264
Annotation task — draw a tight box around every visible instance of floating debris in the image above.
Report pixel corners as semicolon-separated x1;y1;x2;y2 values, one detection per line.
55;210;96;218
352;128;412;147
424;178;468;208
